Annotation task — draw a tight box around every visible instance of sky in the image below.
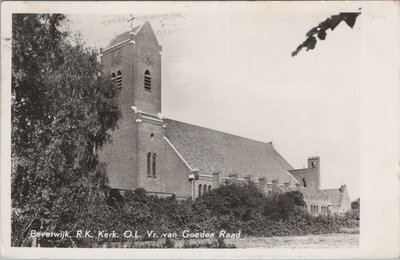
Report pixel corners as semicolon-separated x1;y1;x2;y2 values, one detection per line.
66;3;363;200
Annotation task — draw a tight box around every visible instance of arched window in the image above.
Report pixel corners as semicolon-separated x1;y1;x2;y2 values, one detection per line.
147;152;151;176
208;185;212;192
111;72;116;82
116;70;122;89
144;70;151;91
203;185;207;195
198;184;202;197
152;153;157;177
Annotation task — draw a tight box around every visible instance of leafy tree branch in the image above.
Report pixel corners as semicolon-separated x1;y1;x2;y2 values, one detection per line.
292;12;361;57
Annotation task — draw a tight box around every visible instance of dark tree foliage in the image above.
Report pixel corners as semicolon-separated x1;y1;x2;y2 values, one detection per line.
292;12;361;57
196;182;266;221
11;14;120;246
348;198;360;221
262;191;305;219
351;198;360;210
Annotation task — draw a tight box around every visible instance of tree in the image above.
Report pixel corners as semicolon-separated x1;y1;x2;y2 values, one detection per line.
197;182;266;221
292;12;361;57
351;198;360;210
262;191;306;219
11;14;120;246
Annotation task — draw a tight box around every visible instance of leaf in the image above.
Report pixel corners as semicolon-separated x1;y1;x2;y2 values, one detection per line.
317;30;327;40
342;12;360;28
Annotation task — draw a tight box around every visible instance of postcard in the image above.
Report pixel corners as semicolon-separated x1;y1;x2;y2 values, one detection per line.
1;1;399;259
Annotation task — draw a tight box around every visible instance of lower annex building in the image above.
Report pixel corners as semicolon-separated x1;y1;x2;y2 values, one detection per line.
99;21;351;216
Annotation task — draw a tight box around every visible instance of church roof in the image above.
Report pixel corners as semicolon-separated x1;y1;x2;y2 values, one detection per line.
321;188;343;204
300;188;330;200
105;25;142;49
164;119;297;183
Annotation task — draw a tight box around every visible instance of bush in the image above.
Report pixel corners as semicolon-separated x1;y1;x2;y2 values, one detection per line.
27;183;359;247
195;182;265;220
182;238;236;248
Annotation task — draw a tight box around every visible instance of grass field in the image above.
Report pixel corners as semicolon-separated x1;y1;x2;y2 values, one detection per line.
222;233;359;248
113;233;359;248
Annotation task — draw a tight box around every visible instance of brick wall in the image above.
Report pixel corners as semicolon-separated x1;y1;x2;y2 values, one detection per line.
163;139;192;198
137;121;165;192
304;198;331;215
289;157;320;190
339;186;352;213
99;22;162;191
195;177;213;198
133;22;162;115
99;39;138;190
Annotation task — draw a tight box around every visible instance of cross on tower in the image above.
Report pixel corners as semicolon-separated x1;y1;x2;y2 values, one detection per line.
129;14;135;29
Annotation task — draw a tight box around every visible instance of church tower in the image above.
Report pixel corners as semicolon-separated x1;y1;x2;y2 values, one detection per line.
99;21;166;193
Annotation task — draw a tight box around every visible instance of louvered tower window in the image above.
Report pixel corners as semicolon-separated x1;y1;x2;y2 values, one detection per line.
116;70;122;89
144;70;151;91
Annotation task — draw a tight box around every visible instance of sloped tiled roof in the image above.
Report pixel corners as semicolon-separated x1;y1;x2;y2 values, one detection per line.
277;185;298;193
300;188;330;200
164;119;296;183
322;188;342;203
105;25;141;49
278;185;333;202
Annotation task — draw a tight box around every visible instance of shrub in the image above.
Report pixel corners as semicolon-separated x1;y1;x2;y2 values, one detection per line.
27;183;358;247
195;182;265;220
163;237;175;248
262;191;305;220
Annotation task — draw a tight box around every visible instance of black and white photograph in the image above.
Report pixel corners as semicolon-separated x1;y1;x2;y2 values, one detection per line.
1;1;399;259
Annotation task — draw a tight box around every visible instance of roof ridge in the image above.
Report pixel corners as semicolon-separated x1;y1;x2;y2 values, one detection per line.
322;188;341;191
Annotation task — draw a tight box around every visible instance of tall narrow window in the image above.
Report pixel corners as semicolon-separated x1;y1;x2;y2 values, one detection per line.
147;153;152;177
208;185;212;192
203;185;207;195
152;153;157;177
302;178;307;188
111;72;116;82
144;70;151;91
116;70;122;89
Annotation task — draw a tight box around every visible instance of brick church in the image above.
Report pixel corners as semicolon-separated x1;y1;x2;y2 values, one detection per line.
99;21;351;215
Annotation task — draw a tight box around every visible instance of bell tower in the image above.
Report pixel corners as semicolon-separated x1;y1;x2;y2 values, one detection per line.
99;21;165;193
132;21;162;115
